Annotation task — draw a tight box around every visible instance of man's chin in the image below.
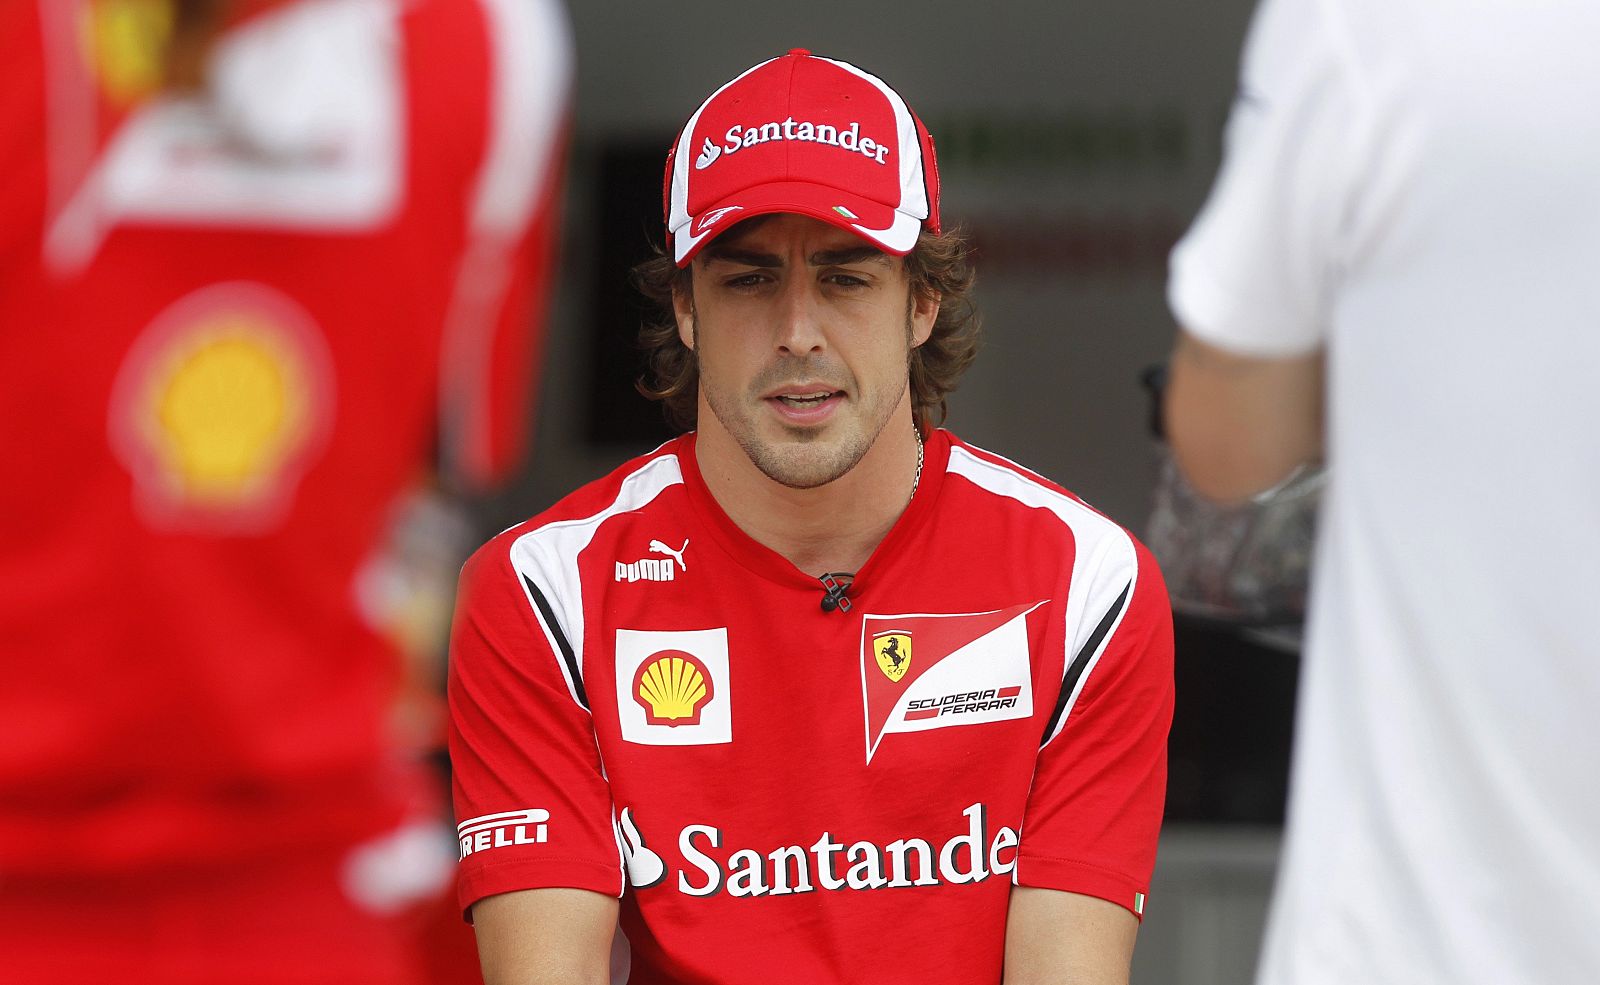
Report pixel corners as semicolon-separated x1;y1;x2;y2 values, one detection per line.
747;436;861;491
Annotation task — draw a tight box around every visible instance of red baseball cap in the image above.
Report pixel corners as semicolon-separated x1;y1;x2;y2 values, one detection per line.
664;49;942;267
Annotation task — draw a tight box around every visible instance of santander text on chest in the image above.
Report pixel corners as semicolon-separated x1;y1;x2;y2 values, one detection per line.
671;802;1018;899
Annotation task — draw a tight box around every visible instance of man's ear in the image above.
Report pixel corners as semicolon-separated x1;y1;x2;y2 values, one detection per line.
910;289;940;348
673;275;695;350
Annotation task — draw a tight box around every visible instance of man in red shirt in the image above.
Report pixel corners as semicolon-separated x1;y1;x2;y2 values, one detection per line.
449;50;1173;984
0;1;569;981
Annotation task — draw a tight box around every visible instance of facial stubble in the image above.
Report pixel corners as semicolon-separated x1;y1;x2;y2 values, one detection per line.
693;309;918;491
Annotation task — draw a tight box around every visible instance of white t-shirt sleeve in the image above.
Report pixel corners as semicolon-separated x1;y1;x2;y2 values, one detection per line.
1168;0;1370;357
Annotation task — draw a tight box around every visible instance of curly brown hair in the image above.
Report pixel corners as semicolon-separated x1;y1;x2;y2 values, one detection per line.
632;226;981;432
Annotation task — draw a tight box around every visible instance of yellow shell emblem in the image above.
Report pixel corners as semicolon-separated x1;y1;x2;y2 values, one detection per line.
874;632;912;682
147;322;311;500
634;650;714;726
83;0;177;107
110;283;333;529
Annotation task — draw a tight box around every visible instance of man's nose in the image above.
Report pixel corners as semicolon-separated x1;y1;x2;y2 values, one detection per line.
774;278;826;355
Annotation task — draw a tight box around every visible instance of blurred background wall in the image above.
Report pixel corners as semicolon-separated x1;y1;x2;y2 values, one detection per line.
481;3;1291;982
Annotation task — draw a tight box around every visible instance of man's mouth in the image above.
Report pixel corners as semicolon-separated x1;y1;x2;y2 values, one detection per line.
775;391;838;408
765;385;846;423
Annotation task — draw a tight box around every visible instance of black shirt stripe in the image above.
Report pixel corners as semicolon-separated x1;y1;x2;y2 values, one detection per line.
522;573;588;710
1040;581;1132;746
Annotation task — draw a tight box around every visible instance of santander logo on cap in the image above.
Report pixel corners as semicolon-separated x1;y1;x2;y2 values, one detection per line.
665;49;942;266
695;117;894;171
694;138;722;170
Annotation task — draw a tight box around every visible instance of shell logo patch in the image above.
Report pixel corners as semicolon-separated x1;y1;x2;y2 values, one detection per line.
860;602;1046;763
83;0;176;107
873;632;912;682
634;650;714;726
616;629;731;746
109;282;334;530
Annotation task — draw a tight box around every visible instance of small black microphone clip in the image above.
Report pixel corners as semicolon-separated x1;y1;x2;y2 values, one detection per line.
819;573;853;614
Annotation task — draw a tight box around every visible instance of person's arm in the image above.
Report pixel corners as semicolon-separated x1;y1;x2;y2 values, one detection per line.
1163;329;1324;505
1012;530;1173;980
434;0;573;492
1163;0;1367;501
1003;887;1138;985
449;534;626;977
471;888;618;985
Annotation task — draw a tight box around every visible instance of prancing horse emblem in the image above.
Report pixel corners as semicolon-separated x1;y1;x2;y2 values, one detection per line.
873;631;913;682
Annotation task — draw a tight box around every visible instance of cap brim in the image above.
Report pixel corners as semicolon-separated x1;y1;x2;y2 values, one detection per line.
672;181;923;266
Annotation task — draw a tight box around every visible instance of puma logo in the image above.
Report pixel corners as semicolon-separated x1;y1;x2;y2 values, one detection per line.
649;538;689;571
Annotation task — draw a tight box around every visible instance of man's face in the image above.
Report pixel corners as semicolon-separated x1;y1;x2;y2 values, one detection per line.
675;213;938;489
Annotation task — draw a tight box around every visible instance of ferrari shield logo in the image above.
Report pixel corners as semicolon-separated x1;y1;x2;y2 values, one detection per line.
873;631;913;682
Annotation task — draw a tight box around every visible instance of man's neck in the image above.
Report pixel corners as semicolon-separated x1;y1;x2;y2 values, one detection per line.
695;411;922;578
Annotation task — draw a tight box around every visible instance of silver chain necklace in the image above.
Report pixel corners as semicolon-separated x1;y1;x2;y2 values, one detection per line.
911;424;925;497
816;426;923;602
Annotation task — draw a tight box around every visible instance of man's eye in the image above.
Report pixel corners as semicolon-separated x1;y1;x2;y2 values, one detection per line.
827;273;869;288
723;273;768;289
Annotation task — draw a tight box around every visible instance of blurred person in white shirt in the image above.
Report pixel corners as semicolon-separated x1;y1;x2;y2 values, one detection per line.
1164;1;1600;983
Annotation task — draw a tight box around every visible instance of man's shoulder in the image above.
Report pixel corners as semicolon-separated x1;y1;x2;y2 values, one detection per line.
938;431;1159;571
467;436;691;574
940;433;1114;525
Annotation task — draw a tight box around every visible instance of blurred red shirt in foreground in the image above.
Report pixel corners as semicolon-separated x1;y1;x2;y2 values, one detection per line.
0;1;569;981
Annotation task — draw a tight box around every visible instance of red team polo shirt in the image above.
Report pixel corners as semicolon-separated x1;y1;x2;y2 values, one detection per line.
450;429;1174;982
0;0;566;920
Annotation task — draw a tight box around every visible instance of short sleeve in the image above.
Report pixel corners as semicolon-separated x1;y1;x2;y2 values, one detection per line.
1015;538;1174;919
447;538;622;916
436;0;573;489
1167;0;1369;356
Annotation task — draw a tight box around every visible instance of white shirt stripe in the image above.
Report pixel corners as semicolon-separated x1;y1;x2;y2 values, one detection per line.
945;446;1138;745
508;454;685;708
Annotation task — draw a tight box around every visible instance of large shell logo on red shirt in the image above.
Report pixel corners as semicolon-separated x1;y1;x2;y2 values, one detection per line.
109;282;334;531
633;650;714;726
84;0;176;108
